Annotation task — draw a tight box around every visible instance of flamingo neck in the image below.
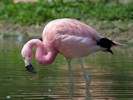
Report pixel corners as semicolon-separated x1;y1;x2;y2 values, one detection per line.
27;39;57;65
36;45;57;65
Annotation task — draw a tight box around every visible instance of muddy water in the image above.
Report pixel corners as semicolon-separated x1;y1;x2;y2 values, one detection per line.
0;37;133;100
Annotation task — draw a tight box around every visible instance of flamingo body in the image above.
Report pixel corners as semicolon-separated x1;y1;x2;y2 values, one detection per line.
42;18;103;58
21;18;125;75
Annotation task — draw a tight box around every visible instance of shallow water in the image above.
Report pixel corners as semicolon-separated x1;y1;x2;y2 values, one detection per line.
0;37;133;100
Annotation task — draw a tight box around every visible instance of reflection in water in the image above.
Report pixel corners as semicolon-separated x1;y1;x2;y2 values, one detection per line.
69;80;90;100
86;81;90;100
0;37;133;99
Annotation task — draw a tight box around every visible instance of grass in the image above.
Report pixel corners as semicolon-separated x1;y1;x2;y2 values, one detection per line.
0;0;133;25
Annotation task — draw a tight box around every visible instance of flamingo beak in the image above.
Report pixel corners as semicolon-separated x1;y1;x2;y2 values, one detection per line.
23;58;36;74
26;63;36;74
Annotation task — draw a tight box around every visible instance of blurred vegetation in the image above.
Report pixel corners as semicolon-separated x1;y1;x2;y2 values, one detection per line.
0;0;133;25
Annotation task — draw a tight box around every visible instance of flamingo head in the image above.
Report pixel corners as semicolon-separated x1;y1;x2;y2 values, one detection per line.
21;46;36;74
97;38;126;54
22;57;36;74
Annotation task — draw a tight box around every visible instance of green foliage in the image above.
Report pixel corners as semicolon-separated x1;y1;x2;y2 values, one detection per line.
0;0;132;25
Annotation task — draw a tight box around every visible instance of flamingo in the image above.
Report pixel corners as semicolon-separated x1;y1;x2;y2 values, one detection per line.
21;18;126;98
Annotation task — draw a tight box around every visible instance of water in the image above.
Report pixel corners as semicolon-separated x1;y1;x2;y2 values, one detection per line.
0;36;133;100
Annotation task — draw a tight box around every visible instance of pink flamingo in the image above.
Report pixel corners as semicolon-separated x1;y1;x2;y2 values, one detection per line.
21;18;126;85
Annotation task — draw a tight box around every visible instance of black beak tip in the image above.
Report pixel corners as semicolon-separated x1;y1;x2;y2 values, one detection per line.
26;64;36;74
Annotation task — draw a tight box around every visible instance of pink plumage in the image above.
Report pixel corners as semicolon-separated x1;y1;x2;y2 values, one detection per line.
43;19;103;58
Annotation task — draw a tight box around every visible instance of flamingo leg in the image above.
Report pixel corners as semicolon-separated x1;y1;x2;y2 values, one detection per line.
66;58;74;100
79;58;89;81
79;58;90;100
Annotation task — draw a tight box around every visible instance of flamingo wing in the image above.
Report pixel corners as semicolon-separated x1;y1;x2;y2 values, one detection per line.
56;34;96;58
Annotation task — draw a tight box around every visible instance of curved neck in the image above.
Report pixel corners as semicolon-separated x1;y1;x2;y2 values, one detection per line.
27;39;57;65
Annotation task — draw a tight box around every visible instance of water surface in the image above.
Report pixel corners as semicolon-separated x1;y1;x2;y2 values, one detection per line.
0;37;133;100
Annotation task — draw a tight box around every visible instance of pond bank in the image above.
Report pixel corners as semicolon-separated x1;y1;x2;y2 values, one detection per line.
0;20;133;43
